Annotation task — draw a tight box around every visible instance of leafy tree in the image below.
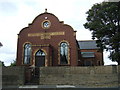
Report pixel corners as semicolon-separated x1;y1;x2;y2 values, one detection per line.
10;60;16;66
84;2;120;65
0;61;5;66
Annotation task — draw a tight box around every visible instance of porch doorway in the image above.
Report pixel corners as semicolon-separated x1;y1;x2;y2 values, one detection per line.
35;49;46;67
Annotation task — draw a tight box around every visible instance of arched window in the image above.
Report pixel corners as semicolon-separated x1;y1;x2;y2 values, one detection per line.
36;50;45;56
60;42;69;64
24;43;31;64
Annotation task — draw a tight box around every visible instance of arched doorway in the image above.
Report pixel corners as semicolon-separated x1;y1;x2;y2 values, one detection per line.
35;49;46;67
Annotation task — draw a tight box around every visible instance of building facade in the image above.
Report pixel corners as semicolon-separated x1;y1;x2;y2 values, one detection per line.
78;40;104;66
16;11;104;67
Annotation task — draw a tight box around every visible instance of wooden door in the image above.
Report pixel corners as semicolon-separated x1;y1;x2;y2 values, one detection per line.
35;56;45;67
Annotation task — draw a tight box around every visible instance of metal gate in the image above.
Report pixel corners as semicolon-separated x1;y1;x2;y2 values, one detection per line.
25;67;39;85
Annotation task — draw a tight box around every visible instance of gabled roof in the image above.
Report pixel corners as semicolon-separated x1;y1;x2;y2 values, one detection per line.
0;42;2;47
78;40;99;49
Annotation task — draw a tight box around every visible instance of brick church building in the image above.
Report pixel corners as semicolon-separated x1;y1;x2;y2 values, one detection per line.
16;10;104;67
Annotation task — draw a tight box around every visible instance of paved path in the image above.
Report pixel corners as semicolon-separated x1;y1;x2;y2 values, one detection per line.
2;85;119;89
19;85;77;88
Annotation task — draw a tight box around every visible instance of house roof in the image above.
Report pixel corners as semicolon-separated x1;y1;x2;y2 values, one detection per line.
78;40;99;49
0;42;2;47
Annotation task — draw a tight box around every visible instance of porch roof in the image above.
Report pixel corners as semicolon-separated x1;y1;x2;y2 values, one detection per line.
81;52;95;58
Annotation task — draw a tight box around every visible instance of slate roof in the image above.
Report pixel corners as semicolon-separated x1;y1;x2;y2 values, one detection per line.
78;40;99;49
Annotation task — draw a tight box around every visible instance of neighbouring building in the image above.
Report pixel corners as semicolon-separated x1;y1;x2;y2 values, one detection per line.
16;10;104;67
0;42;2;47
78;40;104;66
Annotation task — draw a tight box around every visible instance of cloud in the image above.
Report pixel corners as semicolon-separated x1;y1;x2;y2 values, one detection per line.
0;53;16;66
0;1;18;16
0;0;115;66
103;51;118;65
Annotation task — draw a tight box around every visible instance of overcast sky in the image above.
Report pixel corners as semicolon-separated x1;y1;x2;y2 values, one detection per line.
0;0;118;66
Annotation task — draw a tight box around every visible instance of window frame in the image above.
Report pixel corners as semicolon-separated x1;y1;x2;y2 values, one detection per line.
58;41;70;65
23;43;32;64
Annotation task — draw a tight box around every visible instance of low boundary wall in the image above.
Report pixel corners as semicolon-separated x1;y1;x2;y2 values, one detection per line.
40;65;119;87
1;65;120;88
2;66;25;87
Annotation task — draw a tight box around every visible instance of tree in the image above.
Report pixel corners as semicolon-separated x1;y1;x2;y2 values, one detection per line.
0;61;5;66
84;2;120;65
10;60;16;66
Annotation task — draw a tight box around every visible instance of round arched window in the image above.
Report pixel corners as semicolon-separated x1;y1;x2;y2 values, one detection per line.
60;42;69;64
23;43;31;64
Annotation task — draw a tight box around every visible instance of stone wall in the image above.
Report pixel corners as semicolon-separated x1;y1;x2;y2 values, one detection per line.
118;65;120;87
39;65;119;88
0;66;2;89
2;66;25;87
2;65;119;88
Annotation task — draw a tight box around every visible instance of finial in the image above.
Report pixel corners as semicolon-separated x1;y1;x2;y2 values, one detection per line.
45;8;47;13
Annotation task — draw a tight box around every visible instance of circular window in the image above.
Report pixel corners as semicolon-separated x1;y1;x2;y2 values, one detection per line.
42;20;51;29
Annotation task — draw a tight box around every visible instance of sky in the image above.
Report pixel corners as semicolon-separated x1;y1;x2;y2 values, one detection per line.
0;0;118;66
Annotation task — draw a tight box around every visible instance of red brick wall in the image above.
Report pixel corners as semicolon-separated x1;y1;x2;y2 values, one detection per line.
16;12;78;66
78;49;104;66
